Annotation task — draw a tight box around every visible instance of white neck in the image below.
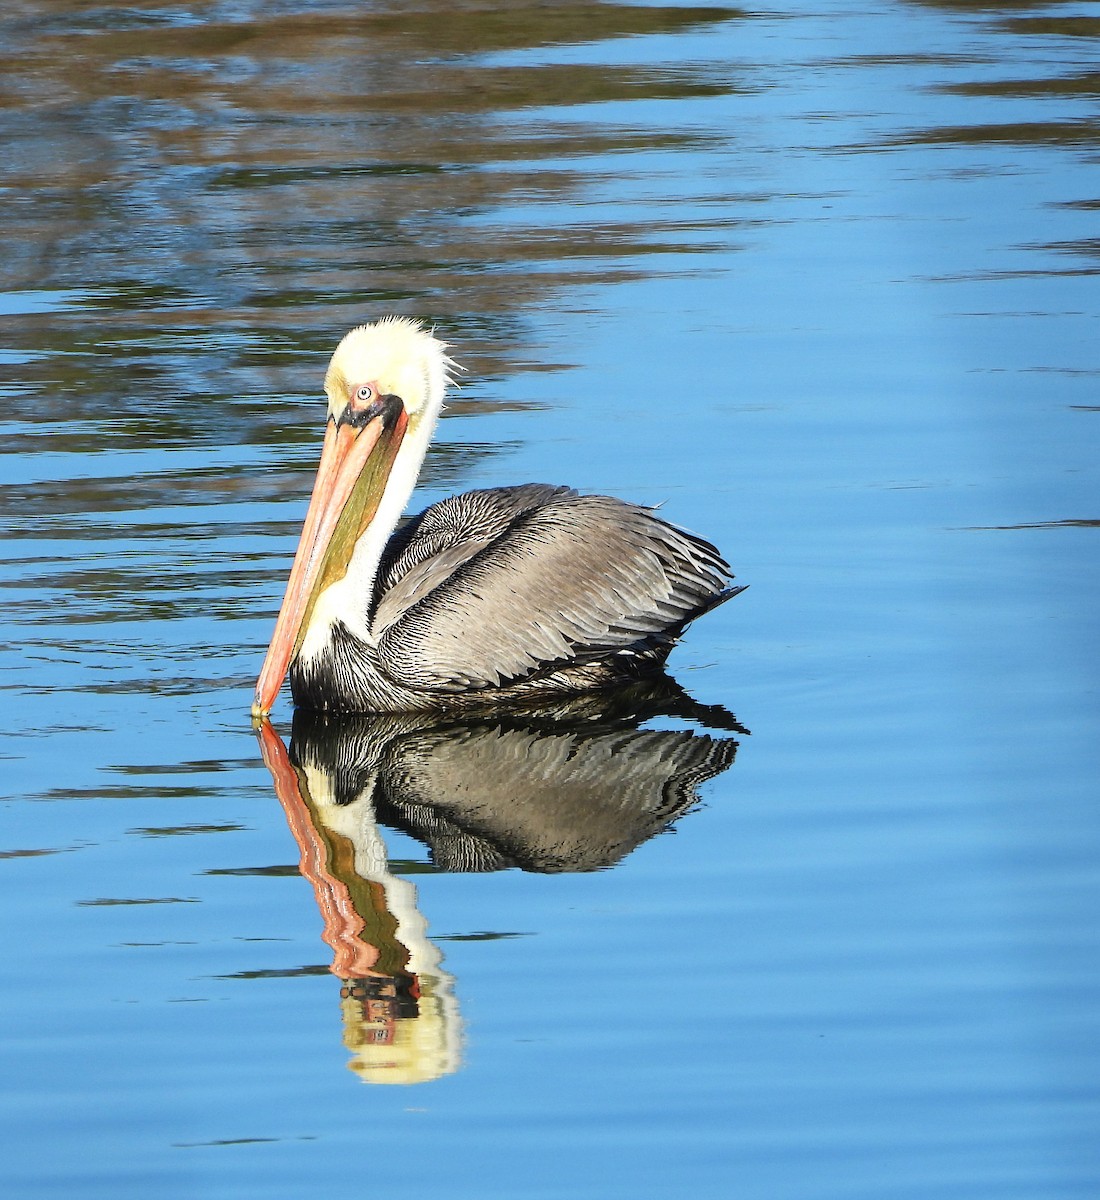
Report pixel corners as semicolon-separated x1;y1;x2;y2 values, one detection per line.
297;405;439;664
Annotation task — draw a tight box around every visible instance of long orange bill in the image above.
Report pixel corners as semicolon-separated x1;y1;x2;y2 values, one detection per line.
255;719;381;978
252;403;408;718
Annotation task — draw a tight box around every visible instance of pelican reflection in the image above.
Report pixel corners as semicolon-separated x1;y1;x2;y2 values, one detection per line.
256;685;744;1084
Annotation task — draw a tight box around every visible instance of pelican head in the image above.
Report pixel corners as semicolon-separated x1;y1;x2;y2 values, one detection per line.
323;316;452;424
252;317;453;719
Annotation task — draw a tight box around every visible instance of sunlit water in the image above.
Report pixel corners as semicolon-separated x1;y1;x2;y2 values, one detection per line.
1;1;1097;1196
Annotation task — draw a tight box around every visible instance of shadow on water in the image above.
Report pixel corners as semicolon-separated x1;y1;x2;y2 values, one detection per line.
255;681;745;1084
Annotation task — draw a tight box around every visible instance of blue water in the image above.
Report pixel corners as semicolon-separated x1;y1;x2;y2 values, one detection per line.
1;0;1097;1196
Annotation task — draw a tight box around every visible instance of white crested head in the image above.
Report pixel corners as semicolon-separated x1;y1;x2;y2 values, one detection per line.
293;317;456;663
323;316;455;421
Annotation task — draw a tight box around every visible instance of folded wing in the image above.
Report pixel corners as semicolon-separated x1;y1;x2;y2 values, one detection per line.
369;484;738;694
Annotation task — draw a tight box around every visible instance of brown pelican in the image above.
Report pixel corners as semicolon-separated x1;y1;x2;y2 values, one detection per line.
253;316;744;716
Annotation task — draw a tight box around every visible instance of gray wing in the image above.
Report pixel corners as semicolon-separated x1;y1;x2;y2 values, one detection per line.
369;484;735;694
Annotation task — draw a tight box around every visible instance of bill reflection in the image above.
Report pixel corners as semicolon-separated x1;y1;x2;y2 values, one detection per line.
256;686;745;1084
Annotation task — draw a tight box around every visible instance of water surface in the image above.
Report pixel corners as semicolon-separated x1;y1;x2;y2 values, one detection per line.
1;1;1097;1196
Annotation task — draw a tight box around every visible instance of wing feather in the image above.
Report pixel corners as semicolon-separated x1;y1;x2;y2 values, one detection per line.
371;486;733;694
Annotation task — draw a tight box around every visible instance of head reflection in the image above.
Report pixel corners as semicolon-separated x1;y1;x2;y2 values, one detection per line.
257;684;745;1084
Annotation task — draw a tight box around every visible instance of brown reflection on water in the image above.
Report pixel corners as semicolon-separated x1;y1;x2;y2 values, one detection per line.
0;0;746;447
856;0;1100;288
832;0;1100;160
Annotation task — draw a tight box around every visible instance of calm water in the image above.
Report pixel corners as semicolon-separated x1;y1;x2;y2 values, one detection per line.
1;0;1097;1196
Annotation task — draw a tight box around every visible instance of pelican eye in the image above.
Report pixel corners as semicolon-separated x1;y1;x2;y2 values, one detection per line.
354;385;374;403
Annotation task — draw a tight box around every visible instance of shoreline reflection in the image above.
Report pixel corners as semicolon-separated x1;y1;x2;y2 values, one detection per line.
256;683;745;1084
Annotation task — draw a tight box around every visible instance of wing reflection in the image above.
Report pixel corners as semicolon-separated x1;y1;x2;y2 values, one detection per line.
257;683;745;1084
